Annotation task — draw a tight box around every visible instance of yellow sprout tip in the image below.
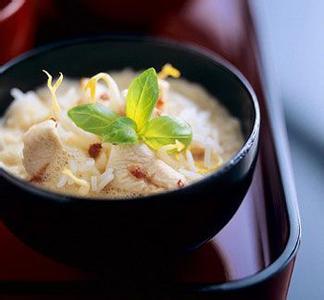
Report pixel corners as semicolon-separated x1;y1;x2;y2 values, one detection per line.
158;64;181;80
175;140;185;152
43;70;63;116
62;168;89;187
84;72;111;103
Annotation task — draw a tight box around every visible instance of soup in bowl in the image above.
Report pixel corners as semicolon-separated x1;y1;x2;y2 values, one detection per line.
0;37;259;269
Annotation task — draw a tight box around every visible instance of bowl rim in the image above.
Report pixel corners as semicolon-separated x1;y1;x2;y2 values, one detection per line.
0;0;25;22
0;35;260;204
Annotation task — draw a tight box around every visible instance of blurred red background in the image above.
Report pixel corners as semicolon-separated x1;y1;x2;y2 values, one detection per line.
0;0;36;64
0;0;259;93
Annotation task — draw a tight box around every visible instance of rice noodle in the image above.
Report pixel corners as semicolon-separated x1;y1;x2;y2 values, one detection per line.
178;168;203;181
0;69;244;198
79;158;95;172
91;176;98;192
157;148;179;169
185;150;196;171
57;174;68;188
204;143;212;169
62;168;90;195
97;168;114;191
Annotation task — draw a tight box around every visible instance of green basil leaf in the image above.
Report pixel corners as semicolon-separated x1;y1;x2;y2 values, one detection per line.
68;103;138;144
102;117;138;144
68;103;120;136
126;68;159;131
141;116;192;151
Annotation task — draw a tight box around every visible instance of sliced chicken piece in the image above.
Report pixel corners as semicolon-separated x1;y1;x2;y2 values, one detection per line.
108;144;187;194
23;120;67;179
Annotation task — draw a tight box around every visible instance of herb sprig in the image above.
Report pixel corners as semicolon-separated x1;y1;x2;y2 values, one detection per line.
68;67;192;151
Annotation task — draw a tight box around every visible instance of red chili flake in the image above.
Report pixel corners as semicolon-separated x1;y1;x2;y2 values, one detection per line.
30;174;43;183
88;143;102;159
177;179;185;188
128;165;147;179
191;147;204;160
156;97;165;110
100;92;110;100
30;164;49;183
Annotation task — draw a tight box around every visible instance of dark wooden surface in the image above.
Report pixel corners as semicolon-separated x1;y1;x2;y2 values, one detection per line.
0;0;300;298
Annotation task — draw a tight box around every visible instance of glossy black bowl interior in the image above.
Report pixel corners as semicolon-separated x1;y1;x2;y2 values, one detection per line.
0;37;260;271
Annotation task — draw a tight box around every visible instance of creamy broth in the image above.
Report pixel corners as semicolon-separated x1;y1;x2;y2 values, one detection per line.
0;69;243;198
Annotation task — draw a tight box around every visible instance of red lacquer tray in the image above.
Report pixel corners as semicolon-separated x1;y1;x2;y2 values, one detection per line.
0;1;300;299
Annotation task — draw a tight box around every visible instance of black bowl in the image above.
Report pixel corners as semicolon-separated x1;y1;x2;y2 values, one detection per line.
0;37;260;271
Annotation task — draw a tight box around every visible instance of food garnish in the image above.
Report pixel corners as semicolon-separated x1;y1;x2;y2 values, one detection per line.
88;143;102;159
43;70;63;116
158;64;181;79
68;67;192;151
83;72;119;103
68;103;138;144
62;168;90;195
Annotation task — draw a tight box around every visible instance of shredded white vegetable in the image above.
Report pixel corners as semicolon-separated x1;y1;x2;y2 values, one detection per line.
185;150;196;171
97;168;114;191
0;69;244;197
204;143;212;169
62;168;90;195
91;176;98;192
57;175;68;188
